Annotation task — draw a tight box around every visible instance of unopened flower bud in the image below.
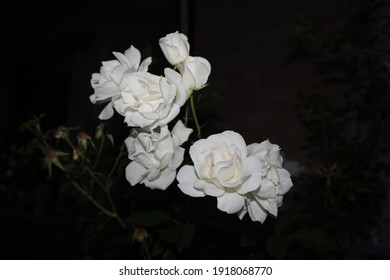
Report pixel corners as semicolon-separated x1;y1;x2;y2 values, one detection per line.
132;228;148;243
54;126;69;140
78;131;92;150
159;31;190;66
44;150;56;164
44;150;68;176
95;123;106;139
73;147;83;161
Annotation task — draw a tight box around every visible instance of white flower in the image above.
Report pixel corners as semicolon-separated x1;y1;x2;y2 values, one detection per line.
112;68;187;128
178;56;211;92
238;140;293;223
159;32;210;93
125;120;192;190
177;131;263;214
159;31;190;66
90;46;152;120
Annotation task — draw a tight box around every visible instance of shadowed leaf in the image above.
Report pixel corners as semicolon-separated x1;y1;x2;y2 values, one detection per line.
125;210;172;227
292;228;338;253
159;223;195;252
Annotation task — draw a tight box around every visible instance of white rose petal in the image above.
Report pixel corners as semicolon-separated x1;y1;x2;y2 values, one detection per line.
125;121;192;190
98;103;115;120
239;139;293;223
164;68;187;106
125;161;147;186
159;31;190;66
178;56;211;92
171;119;193;146
177;166;206;197
113;72;184;129
217;192;246;214
144;168;176;190
176;131;263;215
247;200;268;223
194;179;224;197
89;45;152;120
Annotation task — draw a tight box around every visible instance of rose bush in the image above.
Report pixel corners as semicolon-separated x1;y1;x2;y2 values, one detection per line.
88;31;291;223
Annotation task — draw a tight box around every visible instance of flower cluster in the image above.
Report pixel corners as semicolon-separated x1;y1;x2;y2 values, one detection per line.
177;132;292;222
90;32;292;223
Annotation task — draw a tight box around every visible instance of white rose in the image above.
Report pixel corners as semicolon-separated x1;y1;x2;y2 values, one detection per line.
112;68;187;128
238;140;293;223
90;45;152;120
125;120;192;190
159;31;190;66
177;131;263;214
177;56;211;92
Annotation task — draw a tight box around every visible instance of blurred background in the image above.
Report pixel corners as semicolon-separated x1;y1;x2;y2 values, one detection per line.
1;0;389;259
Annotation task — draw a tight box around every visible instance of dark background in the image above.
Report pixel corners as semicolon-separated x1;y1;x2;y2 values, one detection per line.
1;0;389;259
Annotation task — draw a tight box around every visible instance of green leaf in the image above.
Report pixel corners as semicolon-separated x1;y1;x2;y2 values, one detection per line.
292;228;338;253
125;210;172;227
266;234;291;259
52;157;66;171
158;223;196;252
107;134;115;147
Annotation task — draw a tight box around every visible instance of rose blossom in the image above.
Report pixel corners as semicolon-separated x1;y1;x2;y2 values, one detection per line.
238;140;293;223
176;131;263;214
159;31;190;66
177;56;211;92
125;120;192;190
90;46;152;120
112;68;187;128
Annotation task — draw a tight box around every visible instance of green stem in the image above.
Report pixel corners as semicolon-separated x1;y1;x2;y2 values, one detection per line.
94;135;105;169
106;190;127;229
141;241;151;260
85;167;106;190
106;143;126;191
70;179;114;218
66;139;128;230
105;143;128;229
63;136;76;150
190;94;202;139
70;175;127;229
184;103;189;126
